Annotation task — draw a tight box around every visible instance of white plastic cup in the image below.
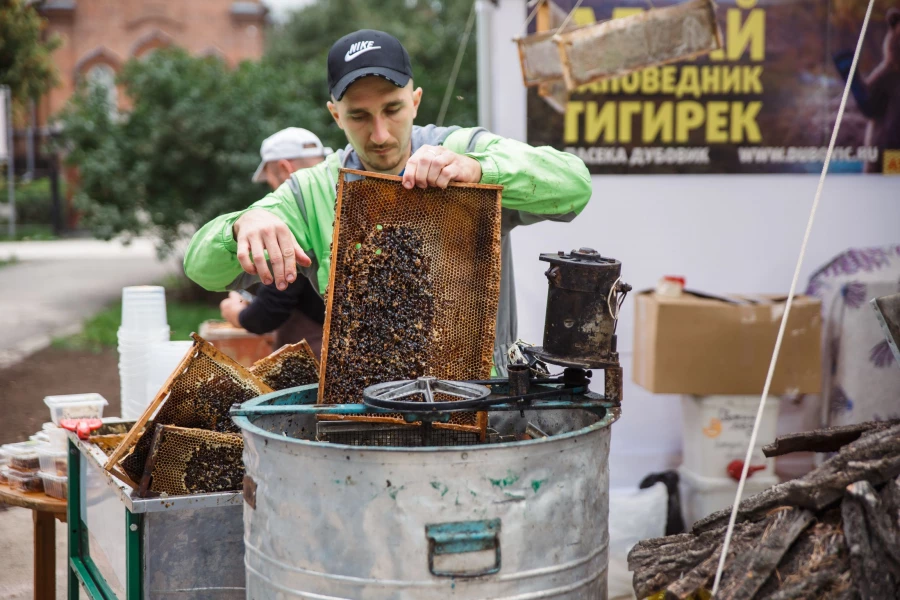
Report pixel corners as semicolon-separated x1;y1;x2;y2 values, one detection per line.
117;326;170;343
144;341;193;401
120;340;191;420
120;286;167;331
46;426;68;451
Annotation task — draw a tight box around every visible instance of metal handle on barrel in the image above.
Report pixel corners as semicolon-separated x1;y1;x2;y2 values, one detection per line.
425;518;501;578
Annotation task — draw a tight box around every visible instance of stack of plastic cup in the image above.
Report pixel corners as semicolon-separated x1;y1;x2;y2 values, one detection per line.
144;341;194;406
118;286;170;420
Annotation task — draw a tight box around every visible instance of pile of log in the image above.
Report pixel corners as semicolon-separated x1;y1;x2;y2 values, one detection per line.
628;420;900;599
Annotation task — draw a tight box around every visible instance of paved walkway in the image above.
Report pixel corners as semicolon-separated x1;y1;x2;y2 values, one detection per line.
0;238;180;367
0;506;70;600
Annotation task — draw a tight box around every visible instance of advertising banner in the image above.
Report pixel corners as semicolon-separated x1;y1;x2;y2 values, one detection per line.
525;1;900;174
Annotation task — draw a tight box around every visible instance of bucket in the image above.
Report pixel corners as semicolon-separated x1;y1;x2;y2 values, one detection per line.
678;465;778;527
680;395;780;479
234;388;617;599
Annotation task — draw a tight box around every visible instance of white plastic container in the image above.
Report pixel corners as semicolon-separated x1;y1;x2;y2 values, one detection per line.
46;426;68;451
37;446;68;476
678;466;778;526
120;286;167;331
656;275;685;297
144;341;193;403
681;394;780;479
117;326;170;344
44;393;109;425
117;318;171;420
2;440;46;473
7;468;44;493
38;472;68;499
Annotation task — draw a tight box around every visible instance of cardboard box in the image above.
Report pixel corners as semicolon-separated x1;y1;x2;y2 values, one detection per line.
633;291;822;395
198;320;275;368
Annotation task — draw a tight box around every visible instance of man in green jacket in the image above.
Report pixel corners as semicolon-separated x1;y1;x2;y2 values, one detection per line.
184;29;592;375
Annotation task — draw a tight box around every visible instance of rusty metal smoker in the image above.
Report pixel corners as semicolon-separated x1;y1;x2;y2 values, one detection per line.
526;248;631;403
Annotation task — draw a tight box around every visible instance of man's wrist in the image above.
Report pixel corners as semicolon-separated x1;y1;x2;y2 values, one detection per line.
463;154;483;183
466;153;499;185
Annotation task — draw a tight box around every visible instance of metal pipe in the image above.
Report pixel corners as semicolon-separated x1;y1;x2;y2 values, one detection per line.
25;100;35;179
476;0;493;130
507;364;530;396
4;86;15;239
50;154;62;236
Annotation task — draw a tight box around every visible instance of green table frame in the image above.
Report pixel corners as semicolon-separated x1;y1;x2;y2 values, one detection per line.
67;439;142;599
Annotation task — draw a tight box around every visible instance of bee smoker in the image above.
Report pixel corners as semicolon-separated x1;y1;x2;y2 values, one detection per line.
525;248;631;403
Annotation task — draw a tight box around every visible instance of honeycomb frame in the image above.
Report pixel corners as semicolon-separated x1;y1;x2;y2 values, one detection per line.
318;169;502;434
106;333;272;483
138;424;244;497
249;339;320;391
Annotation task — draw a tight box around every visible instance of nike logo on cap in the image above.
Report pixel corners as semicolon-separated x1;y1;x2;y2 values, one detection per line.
345;41;382;62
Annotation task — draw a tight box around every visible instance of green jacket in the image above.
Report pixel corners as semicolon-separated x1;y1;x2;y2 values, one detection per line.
184;125;592;373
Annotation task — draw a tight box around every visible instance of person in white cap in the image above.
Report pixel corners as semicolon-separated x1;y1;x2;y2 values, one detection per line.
251;127;334;190
219;127;332;354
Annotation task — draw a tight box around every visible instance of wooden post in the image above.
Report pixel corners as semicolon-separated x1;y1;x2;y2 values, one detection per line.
536;0;551;33
33;510;56;600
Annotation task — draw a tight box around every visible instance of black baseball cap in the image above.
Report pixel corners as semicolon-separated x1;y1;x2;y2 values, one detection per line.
327;30;413;101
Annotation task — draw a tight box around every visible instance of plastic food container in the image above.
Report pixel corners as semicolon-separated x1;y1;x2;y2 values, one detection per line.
7;469;44;493
2;441;46;473
37;446;68;476
0;465;9;485
30;432;50;443
43;393;108;425
46;426;69;451
656;275;685;297
38;472;67;500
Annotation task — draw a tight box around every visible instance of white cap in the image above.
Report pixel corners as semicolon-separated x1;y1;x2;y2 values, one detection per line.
251;127;333;183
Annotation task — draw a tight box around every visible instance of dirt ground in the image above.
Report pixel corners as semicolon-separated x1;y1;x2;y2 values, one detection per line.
0;347;120;445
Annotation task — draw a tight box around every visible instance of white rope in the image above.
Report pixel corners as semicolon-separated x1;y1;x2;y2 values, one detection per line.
607;276;623;320
556;0;585;35
519;0;547;38
711;0;877;593
437;0;478;127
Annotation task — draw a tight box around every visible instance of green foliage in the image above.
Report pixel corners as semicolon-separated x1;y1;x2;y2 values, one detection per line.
266;0;478;149
0;177;62;224
0;0;60;113
56;48;320;252
55;0;479;252
0;223;54;241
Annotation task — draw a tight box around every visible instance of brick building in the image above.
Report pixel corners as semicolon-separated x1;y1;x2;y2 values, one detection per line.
7;0;268;229
35;0;268;125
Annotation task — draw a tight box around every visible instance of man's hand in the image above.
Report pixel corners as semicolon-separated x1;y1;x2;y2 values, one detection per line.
402;145;482;190
219;291;248;329
233;209;310;290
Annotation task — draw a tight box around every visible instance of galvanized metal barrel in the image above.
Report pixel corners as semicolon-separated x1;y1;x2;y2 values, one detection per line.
233;393;617;599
